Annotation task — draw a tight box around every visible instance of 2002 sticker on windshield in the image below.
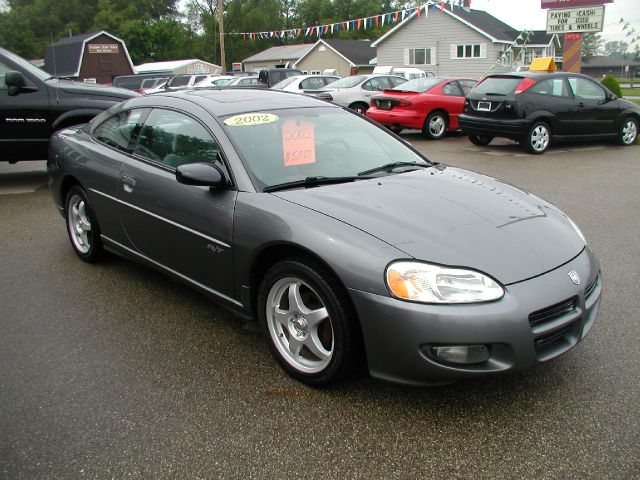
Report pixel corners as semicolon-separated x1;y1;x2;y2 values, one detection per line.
223;113;279;126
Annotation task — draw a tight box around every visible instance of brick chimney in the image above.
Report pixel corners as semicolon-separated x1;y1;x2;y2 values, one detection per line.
463;0;471;11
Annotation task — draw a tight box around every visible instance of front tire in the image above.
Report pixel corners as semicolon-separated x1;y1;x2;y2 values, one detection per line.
524;121;551;154
468;134;494;146
617;117;638;146
257;258;361;386
65;186;104;262
423;111;448;140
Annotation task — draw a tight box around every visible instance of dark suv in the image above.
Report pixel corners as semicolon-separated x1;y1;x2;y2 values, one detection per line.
459;72;639;154
1;47;139;162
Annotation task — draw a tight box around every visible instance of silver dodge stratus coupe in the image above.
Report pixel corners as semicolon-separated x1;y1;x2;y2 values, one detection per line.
48;89;602;386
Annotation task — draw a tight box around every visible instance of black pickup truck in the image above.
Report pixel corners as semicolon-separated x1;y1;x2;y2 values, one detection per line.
0;47;139;162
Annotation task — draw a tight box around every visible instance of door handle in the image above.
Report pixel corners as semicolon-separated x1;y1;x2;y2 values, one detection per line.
121;175;136;193
577;102;585;108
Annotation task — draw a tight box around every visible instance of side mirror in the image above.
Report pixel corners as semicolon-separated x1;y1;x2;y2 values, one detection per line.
176;162;226;188
608;92;618;101
5;71;37;96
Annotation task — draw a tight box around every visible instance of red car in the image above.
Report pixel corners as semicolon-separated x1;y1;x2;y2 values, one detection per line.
366;77;477;139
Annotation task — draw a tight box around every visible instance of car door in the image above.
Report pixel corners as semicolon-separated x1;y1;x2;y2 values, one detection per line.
440;81;466;129
117;107;238;300
89;108;150;246
567;76;619;136
0;59;51;160
524;77;576;136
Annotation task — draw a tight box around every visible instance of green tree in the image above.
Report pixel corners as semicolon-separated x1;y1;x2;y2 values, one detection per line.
582;33;604;61
604;41;629;58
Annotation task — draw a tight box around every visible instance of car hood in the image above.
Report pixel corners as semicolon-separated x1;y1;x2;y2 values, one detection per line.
273;166;584;285
53;79;140;99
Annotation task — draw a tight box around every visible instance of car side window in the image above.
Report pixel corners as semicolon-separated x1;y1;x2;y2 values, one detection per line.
568;77;606;101
362;77;388;91
529;78;570;98
458;80;477;95
0;61;10;90
388;76;408;87
300;77;326;90
93;109;148;153
442;82;463;96
133;109;221;169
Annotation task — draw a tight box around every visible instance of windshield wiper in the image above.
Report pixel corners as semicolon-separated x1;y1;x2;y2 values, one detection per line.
263;175;372;193
479;92;506;96
357;162;431;177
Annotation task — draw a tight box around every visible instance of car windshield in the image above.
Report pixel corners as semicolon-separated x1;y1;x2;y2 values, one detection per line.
221;107;431;190
4;49;52;81
272;76;298;89
325;76;365;89
393;77;443;93
473;76;523;95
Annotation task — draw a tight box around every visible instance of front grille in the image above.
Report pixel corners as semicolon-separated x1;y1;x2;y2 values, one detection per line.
585;275;599;299
534;322;575;348
528;297;577;328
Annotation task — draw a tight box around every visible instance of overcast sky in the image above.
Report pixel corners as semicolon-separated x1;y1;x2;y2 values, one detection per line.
470;0;640;47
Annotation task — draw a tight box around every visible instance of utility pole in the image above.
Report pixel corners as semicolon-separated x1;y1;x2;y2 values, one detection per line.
217;0;225;71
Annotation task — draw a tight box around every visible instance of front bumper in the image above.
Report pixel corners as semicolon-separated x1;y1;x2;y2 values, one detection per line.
349;248;601;385
366;107;425;130
459;114;529;138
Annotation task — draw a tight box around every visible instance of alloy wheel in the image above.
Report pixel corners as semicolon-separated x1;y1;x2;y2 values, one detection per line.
530;125;550;153
266;277;334;374
621;119;638;145
67;194;92;254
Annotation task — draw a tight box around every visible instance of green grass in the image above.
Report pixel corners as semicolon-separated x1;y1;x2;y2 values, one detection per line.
628;98;640;104
615;78;640;83
621;87;640;97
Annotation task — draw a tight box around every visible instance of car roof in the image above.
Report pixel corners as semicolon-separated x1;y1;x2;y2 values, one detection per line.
143;88;338;117
486;71;595;80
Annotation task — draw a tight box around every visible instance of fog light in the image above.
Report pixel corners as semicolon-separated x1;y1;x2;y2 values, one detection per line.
430;345;490;365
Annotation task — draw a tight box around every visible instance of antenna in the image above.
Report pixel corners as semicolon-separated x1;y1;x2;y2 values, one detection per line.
50;32;60;102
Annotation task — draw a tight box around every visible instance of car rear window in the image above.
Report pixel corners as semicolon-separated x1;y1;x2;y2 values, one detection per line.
473;76;524;95
326;76;365;89
393;77;443;93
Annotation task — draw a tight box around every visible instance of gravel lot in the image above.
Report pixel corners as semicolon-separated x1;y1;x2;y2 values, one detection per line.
1;135;638;479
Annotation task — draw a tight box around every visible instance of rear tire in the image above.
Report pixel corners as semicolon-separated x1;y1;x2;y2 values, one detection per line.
523;121;551;154
349;102;369;115
65;186;104;262
423;111;448;140
617;117;638;146
468;134;494;146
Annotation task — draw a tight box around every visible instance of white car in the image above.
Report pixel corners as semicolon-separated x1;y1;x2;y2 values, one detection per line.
193;75;235;88
272;74;340;93
223;76;262;87
314;74;408;114
165;74;215;91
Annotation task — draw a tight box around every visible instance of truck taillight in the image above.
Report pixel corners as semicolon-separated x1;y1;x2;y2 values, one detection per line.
514;78;536;94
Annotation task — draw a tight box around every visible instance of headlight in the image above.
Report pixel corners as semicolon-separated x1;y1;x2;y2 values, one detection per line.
567;217;587;245
386;261;504;304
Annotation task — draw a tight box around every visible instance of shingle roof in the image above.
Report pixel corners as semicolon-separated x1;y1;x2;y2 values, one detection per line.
515;31;555;46
582;56;640;68
44;30;128;77
243;44;314;63
373;5;550;47
322;39;375;66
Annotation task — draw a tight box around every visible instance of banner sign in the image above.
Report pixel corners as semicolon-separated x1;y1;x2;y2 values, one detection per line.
541;0;611;8
546;5;604;34
88;44;119;54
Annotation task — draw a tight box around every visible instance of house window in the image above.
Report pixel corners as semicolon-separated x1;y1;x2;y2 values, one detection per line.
310;70;321;75
409;48;431;65
524;48;544;65
454;44;483;59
